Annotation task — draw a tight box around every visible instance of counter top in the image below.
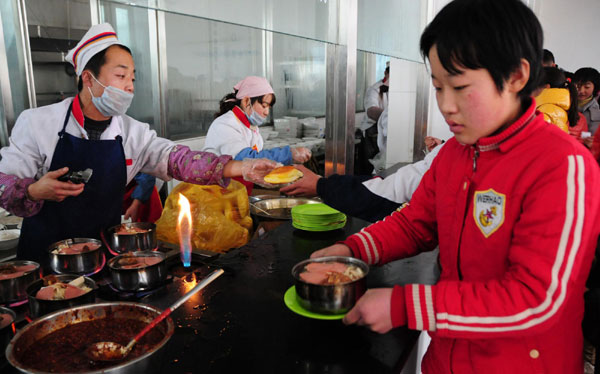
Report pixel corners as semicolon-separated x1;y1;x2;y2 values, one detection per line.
4;217;439;374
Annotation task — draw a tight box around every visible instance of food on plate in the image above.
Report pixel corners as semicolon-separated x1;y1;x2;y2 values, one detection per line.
115;224;150;235
115;255;162;269
0;313;13;329
52;241;101;255
263;166;303;184
18;317;165;372
0;263;37;280
299;261;365;285
35;276;92;300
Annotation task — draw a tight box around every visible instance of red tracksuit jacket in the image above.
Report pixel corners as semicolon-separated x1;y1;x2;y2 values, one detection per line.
343;101;600;374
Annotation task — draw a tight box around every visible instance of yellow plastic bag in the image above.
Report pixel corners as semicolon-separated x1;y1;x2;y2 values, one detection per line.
156;180;253;253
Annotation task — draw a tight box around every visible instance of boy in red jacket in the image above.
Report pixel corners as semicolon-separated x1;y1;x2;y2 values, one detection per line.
312;0;600;373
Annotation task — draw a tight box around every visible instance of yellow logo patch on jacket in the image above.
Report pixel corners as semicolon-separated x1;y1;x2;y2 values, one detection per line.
473;189;506;237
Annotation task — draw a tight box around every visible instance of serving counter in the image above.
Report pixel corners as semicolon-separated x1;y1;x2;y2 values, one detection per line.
3;217;439;374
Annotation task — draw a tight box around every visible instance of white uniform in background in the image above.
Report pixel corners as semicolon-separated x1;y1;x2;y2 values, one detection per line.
376;108;388;154
362;141;444;203
203;111;264;157
0;98;174;184
358;79;388;132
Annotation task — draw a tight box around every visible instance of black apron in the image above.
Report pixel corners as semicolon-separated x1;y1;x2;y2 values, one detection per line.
17;103;127;265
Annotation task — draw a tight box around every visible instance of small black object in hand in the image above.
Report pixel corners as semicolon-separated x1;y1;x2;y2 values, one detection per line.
58;168;93;184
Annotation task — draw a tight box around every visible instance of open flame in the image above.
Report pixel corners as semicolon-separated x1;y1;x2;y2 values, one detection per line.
177;193;192;267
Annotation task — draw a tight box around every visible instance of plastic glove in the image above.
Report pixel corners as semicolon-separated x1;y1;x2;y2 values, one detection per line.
241;158;281;188
291;147;312;164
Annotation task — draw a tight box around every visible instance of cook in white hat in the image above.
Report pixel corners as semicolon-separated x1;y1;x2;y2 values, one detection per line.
203;76;312;193
0;23;278;264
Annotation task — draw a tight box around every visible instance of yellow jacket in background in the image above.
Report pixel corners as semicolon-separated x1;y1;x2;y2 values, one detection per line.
535;88;569;133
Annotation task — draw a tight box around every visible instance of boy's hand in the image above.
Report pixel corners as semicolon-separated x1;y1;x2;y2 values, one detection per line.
280;165;321;196
343;288;394;333
310;244;352;258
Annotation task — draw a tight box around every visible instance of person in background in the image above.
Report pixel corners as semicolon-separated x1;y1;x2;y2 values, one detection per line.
542;49;556;68
281;141;444;222
356;63;390;174
534;66;588;142
575;67;600;136
203;76;311;166
122;172;162;223
310;1;600;373
0;24;277;263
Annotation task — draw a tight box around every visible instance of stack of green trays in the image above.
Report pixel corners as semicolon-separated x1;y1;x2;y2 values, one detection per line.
291;203;347;232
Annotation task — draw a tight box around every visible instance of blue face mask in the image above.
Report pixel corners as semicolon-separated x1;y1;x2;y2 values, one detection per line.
248;108;267;126
88;74;134;117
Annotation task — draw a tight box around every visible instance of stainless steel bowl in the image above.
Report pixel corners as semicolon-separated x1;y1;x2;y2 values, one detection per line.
103;222;157;255
48;238;103;275
26;274;97;319
6;302;174;374
0;306;16;357
0;261;41;303
250;197;321;220
108;251;166;291
291;256;369;314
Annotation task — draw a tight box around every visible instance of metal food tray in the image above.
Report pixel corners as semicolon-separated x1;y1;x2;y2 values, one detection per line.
250;197;321;220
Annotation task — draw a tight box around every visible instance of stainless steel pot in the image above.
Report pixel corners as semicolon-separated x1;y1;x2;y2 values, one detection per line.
26;274;97;318
103;222;157;255
291;256;369;314
48;238;103;275
0;261;41;303
0;306;16;357
6;302;174;374
108;251;166;291
250;197;321;220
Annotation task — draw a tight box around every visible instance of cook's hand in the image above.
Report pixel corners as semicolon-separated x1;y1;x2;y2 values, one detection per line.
343;288;394;334
124;199;143;222
241;158;281;188
291;147;311;164
584;136;594;148
27;167;84;202
279;165;321;196
310;244;352;258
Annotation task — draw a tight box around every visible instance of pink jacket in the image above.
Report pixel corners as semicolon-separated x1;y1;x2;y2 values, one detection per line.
343;101;600;374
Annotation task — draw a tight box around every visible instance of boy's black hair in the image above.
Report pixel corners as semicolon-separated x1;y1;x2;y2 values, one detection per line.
420;0;543;99
539;67;579;127
77;44;133;92
574;67;600;97
543;49;555;65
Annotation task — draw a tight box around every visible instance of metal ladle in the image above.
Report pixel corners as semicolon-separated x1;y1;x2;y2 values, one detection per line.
86;268;224;362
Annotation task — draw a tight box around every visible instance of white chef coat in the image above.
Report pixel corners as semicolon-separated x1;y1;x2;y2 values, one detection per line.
376;108;388;154
0;97;175;185
358;79;388;132
362;142;444;203
202;109;264;157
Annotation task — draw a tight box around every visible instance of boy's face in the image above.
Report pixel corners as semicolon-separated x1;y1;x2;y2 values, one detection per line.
429;46;525;145
576;81;595;102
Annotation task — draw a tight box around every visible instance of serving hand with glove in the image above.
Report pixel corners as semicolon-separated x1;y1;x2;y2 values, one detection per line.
291;147;312;164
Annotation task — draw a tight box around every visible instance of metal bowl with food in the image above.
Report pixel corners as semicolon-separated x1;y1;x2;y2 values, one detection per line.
48;238;103;275
250;197;321;220
108;251;166;291
0;306;16;356
0;261;41;303
6;302;174;374
291;256;369;314
26;274;97;319
103;222;157;255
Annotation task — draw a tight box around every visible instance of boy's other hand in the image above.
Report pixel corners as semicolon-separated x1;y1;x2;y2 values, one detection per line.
279;165;321;196
343;288;394;333
310;244;352;258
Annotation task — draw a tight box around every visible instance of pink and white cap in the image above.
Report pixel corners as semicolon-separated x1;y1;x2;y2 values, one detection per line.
65;23;124;76
233;76;274;99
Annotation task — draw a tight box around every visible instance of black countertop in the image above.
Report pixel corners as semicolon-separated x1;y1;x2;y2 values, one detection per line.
4;217;440;374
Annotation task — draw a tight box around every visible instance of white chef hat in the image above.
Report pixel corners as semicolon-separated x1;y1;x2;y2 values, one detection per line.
65;23;124;76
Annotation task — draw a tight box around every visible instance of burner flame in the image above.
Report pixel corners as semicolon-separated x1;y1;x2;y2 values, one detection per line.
177;193;193;267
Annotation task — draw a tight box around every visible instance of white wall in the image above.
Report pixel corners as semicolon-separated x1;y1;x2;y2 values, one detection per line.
537;0;600;73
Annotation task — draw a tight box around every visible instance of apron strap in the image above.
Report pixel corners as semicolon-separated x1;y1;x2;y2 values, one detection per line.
58;103;73;137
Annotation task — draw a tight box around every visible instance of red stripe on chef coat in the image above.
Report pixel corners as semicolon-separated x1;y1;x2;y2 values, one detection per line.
72;95;85;128
126;159;132;166
232;106;251;129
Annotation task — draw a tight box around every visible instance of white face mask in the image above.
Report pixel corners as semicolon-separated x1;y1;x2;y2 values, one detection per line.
88;74;134;117
248;108;267;126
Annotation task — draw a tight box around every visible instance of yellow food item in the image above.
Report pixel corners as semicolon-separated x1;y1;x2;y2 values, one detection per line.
155;180;252;253
535;88;570;133
263;166;304;184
